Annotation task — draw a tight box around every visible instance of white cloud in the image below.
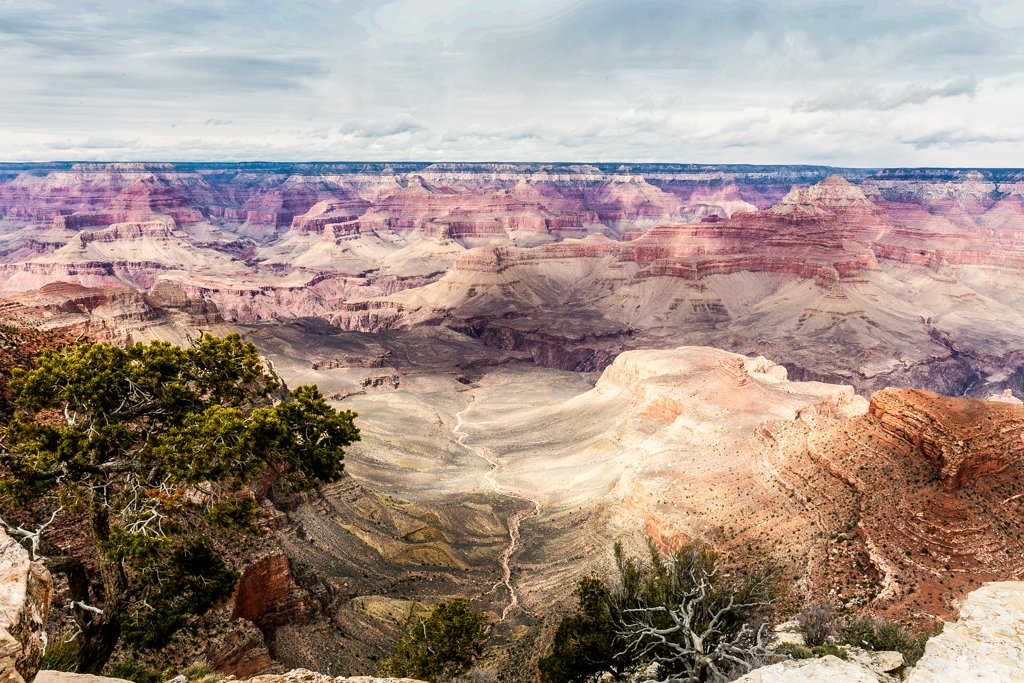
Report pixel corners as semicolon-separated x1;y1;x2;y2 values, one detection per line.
0;0;1021;165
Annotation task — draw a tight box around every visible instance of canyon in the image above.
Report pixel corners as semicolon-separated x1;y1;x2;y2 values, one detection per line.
1;163;1023;679
1;164;1023;396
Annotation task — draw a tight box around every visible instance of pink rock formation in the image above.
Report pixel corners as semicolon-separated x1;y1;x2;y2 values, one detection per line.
2;163;1024;395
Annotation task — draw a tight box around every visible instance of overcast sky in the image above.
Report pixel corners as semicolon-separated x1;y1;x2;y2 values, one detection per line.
1;0;1023;165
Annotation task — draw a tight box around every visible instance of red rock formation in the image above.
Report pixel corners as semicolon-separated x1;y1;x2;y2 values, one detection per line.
867;388;1024;489
232;554;308;633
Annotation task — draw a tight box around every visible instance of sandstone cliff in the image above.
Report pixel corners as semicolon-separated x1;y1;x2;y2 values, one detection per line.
868;388;1024;489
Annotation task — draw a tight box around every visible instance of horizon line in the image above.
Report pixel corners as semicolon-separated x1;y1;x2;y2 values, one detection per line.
2;160;1024;172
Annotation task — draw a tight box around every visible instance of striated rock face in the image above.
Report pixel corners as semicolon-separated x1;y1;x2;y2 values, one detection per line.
907;581;1024;682
232;554;309;633
0;282;222;343
0;530;52;683
2;163;1024;396
868;388;1024;489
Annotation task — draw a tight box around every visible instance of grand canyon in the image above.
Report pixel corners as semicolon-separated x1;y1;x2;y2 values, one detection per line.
1;162;1023;680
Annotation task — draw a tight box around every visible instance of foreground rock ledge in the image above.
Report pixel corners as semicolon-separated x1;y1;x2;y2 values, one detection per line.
907;581;1024;682
34;672;427;683
246;670;428;683
736;655;880;683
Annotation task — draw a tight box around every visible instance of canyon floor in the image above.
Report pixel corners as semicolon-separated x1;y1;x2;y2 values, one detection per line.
202;321;1022;678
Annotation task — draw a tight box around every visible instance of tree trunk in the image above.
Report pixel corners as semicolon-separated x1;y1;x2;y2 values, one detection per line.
76;612;122;675
75;496;129;674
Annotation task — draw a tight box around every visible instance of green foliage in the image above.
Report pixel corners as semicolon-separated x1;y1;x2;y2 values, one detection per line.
107;659;163;683
538;540;780;683
206;497;260;530
839;615;935;666
379;598;489;682
121;538;239;650
538;577;618;683
182;663;215;680
0;334;360;671
776;642;848;660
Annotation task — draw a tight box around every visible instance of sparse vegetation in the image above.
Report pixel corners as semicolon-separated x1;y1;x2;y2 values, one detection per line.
538;576;619;683
0;334;360;673
181;662;225;683
39;639;81;672
379;597;490;682
839;615;939;666
797;601;836;647
776;642;848;660
539;540;781;683
107;659;162;683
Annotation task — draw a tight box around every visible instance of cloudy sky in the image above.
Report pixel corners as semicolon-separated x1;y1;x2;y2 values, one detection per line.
1;0;1023;165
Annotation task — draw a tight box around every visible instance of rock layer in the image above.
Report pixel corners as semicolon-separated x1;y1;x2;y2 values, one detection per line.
3;164;1024;396
868;388;1024;489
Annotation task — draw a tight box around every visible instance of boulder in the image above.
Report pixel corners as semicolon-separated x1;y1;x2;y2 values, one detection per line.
0;530;52;683
772;620;805;646
847;648;903;675
244;669;428;683
907;581;1024;682
734;655;881;682
35;674;131;683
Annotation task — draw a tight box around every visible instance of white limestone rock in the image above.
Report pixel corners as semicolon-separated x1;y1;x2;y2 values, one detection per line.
907;581;1024;683
734;655;881;682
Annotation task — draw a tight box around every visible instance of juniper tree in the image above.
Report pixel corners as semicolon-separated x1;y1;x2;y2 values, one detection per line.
0;334;359;672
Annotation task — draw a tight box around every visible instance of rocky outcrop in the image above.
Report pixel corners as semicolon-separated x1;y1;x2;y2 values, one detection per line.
867;388;1024;489
34;673;132;683
907;581;1024;682
735;655;882;683
0;282;221;342
232;554;309;634
244;668;427;683
0;530;52;683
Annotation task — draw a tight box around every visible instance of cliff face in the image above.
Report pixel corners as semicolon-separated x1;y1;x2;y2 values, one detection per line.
907;581;1024;683
867;388;1024;489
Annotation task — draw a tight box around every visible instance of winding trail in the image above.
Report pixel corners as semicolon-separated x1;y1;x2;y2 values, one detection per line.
453;392;541;621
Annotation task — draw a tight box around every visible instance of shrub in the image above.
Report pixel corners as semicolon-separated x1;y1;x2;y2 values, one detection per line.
1;335;359;673
538;540;781;683
182;662;224;683
839;615;935;666
40;640;80;672
797;602;836;647
379;598;489;682
538;576;618;683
